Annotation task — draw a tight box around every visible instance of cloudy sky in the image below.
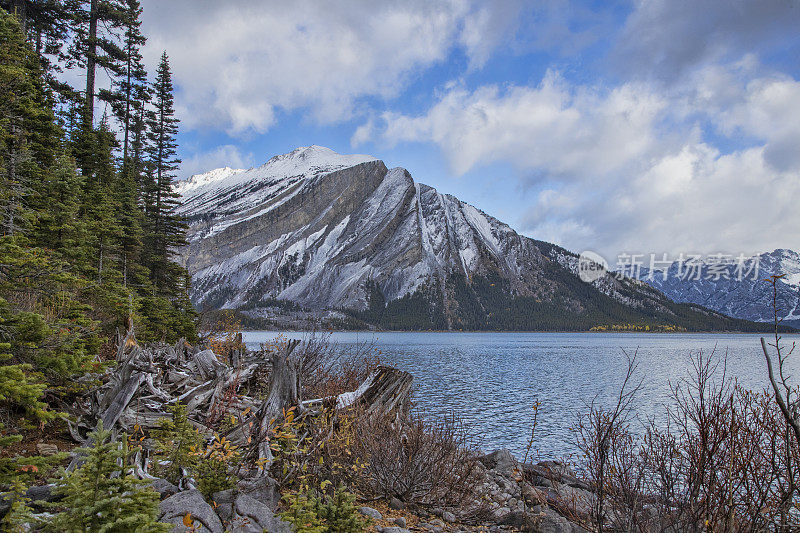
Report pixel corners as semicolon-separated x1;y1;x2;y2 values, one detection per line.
137;0;800;261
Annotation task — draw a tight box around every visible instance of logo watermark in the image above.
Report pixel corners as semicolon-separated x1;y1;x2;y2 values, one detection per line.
578;251;609;283
578;251;760;283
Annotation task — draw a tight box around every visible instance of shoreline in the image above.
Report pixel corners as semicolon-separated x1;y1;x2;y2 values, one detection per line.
238;328;794;335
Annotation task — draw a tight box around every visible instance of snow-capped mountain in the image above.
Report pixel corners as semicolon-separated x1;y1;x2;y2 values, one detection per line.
175;146;772;331
631;249;800;327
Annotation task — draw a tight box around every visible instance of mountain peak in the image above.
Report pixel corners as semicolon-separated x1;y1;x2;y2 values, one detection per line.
175;145;378;204
260;144;377;171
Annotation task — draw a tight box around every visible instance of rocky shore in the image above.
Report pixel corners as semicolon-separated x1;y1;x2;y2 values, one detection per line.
5;448;595;532
1;335;597;532
362;449;593;533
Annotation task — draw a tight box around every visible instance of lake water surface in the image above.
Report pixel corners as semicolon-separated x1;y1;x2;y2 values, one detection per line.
242;331;798;461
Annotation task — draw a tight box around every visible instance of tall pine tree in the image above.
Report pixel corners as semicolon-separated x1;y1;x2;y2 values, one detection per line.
65;0;126;127
0;0;74;104
143;51;186;296
109;0;148;175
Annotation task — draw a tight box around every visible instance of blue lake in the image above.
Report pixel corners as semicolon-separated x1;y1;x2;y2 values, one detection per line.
242;331;798;461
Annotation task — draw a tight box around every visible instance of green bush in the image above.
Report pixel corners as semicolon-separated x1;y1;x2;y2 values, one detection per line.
151;402;203;486
194;434;239;500
47;423;170;532
280;484;367;533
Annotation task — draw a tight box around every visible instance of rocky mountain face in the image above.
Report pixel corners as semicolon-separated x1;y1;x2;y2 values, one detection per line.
631;249;800;328
175;146;771;331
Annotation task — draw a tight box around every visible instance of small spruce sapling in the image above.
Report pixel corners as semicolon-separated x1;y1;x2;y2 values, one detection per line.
151;402;203;486
194;434;239;500
280;483;367;533
47;422;170;532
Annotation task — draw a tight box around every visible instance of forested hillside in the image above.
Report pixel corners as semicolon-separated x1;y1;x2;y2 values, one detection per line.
0;1;195;516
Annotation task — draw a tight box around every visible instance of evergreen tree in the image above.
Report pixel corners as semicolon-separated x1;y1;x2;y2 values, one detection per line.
114;149;143;287
144;51;186;296
65;0;127;129
30;154;86;265
48;423;171;533
0;8;61;235
108;0;148;176
78;116;122;283
0;0;74;103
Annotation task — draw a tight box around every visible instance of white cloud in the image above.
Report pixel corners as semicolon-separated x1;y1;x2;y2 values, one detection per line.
141;0;475;135
716;76;800;171
178;145;255;180
365;71;671;177
460;0;610;69
459;0;527;69
358;62;800;258
531;143;800;260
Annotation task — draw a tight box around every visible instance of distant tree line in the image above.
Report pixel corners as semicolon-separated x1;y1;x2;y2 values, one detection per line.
351;271;790;332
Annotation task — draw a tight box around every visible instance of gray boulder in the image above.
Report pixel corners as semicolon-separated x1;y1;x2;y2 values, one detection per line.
552;484;596;519
210;490;238;524
0;484;60;514
358;506;382;520
237;475;281;509
36;443;60;456
480;449;519;478
500;511;540;532
538;461;575;478
159;490;224;533
388;497;405;510
211;490;292;533
539;508;573;533
148;477;180;499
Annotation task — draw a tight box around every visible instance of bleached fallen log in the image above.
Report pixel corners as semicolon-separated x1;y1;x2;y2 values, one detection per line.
303;365;413;415
71;326;414;482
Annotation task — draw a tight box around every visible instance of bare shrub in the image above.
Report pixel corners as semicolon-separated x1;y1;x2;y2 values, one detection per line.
321;408;481;512
203;309;245;363
574;349;644;530
575;345;800;532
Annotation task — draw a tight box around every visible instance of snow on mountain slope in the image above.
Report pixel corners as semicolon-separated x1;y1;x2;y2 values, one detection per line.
176;146;766;331
175;145;377;242
632;249;800;325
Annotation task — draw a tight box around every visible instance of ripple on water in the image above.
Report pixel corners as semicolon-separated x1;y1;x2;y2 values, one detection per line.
243;331;794;460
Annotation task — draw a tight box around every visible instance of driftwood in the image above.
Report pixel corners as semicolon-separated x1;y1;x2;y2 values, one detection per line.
70;328;414;466
259;339;302;423
303;365;413;414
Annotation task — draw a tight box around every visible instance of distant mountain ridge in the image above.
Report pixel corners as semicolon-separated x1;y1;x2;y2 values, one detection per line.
630;249;800;328
175;146;778;332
